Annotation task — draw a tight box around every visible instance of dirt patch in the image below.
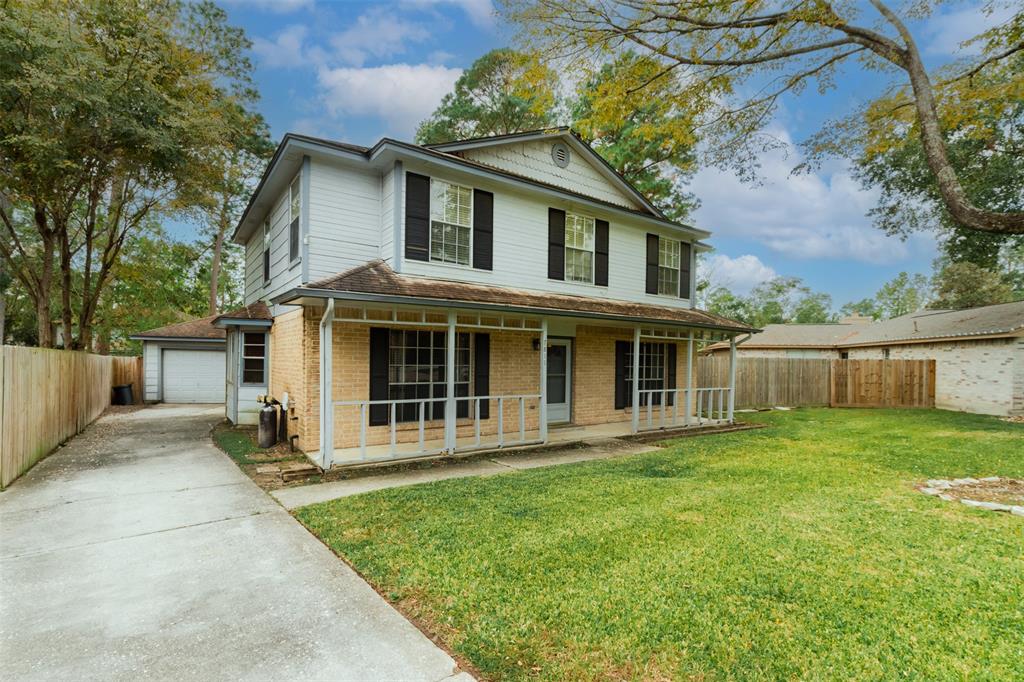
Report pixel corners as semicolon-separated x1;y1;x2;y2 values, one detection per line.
918;477;1024;515
1002;415;1024;424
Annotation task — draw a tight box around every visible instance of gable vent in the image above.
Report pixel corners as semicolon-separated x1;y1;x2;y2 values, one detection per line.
551;142;571;168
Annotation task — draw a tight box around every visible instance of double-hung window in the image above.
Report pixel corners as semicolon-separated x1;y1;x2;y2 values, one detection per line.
388;330;471;421
564;213;595;283
429;180;472;266
289;175;301;264
658;237;681;296
242;332;268;385
262;219;271;283
625;342;668;407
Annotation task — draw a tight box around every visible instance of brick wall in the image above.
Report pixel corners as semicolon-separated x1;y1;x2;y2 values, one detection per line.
573;325;694;426
268;308;308;448
846;338;1021;415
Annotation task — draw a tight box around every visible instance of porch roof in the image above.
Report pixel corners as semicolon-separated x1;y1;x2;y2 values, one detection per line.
274;260;757;334
212;301;274;328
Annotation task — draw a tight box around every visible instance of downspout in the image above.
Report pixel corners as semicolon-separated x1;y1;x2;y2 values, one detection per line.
319;298;335;469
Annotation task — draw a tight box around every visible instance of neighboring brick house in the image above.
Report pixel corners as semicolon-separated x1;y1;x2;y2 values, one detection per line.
705;303;1024;416
144;128;755;468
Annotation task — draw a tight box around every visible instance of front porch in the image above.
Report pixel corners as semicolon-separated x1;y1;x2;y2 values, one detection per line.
307;300;743;470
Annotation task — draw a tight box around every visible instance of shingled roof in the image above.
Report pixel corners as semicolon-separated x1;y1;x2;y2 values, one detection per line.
707;300;1024;351
130;314;225;341
212;301;273;326
288;260;756;333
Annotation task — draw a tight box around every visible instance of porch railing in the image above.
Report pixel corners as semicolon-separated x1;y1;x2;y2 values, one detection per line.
332;393;541;463
636;387;733;432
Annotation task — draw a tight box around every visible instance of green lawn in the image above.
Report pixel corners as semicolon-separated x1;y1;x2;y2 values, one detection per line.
295;409;1024;681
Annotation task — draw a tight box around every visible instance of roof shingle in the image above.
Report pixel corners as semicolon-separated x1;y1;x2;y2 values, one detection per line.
130;314;225;341
297;260;755;333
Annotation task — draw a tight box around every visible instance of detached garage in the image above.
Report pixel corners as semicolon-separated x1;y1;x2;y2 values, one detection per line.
131;315;226;404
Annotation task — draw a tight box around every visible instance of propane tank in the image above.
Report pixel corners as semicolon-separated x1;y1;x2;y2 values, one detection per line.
258;401;278;448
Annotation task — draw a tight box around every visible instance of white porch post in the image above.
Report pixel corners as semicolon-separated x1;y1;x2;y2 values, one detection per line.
539;319;548;443
318;299;335;469
631;326;641;434
685;333;694;426
727;336;737;423
445;310;457;453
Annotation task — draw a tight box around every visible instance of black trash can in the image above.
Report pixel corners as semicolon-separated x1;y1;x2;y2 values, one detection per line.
112;384;133;405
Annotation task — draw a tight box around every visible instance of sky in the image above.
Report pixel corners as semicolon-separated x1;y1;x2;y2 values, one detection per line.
208;0;1007;309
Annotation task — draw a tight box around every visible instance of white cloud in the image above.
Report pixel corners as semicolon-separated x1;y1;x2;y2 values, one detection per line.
251;25;309;69
317;63;462;137
329;8;432;67
403;0;496;28
690;128;915;264
703;254;777;294
923;3;1016;56
221;0;313;14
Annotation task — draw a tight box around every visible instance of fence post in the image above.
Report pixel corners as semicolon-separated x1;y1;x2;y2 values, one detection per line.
727;337;737;422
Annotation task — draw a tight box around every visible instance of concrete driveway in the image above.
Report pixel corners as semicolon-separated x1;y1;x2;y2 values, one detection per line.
0;405;468;682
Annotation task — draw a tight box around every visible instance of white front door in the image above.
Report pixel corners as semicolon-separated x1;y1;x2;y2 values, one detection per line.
546;340;571;424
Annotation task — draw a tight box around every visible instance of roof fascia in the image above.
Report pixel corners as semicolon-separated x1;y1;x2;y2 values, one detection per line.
211;319;274;329
371;139;712;240
272;286;756;334
837;330;1023;348
128;336;225;343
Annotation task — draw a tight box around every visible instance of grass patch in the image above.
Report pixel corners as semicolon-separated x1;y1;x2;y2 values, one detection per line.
295;409;1024;680
212;423;298;466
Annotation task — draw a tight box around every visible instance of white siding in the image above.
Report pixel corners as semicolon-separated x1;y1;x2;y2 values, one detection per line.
400;167;695;308
461;139;642;210
244;176;303;305
380;166;395;265
306;157;382;282
143;342;160;401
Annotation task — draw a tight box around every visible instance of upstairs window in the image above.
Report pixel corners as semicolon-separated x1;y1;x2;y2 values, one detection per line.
289;175;301;263
658;237;681;296
429;180;472;266
564;213;595;283
242;332;267;385
262;219;271;283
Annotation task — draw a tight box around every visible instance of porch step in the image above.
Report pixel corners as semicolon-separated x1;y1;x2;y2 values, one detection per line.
281;461;321;482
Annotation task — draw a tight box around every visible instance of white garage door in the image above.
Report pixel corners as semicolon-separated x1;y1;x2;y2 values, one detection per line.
162;349;225;403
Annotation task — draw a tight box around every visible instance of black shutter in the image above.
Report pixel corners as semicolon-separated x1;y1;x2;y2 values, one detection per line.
646;233;659;294
262;248;270;283
667;344;677;406
548;208;565;280
405;172;430;262
474;333;490;419
473;190;493;270
679;242;692;299
595;219;609;286
614;340;628;410
368;328;390;425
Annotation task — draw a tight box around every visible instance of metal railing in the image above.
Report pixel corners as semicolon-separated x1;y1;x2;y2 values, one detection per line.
636;387;733;431
332;393;541;463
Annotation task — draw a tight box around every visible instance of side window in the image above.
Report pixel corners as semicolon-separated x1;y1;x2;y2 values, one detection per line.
658;237;681;296
429;180;472;266
289;175;301;263
564;213;595;283
262;219;271;283
242;332;267;385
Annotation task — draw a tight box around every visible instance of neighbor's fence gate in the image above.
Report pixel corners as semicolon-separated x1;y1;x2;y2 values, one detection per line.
830;359;935;408
0;346;143;488
698;357;936;410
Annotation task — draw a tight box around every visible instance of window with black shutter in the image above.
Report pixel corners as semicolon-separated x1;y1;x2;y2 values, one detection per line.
614;341;677;408
369;328;487;425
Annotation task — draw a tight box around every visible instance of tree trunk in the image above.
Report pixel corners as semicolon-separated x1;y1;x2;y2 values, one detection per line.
867;0;1024;234
0;292;6;345
59;223;75;349
33;205;55;348
208;198;230;315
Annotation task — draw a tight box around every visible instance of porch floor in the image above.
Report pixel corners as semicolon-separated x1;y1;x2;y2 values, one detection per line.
326;417;730;468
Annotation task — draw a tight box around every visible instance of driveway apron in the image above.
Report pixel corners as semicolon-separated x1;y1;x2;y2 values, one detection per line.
0;405;465;682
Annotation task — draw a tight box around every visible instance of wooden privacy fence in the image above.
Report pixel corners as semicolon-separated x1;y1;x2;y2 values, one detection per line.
830;359;935;408
698;357;936;410
698;356;832;408
0;346;142;488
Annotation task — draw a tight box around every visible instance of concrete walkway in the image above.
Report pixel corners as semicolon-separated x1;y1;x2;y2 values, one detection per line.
272;438;660;510
0;405;469;682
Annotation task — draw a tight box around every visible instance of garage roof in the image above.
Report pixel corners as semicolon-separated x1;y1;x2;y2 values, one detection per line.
130;314;225;342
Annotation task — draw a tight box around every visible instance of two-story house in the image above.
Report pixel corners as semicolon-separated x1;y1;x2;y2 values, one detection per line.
153;128;754;468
